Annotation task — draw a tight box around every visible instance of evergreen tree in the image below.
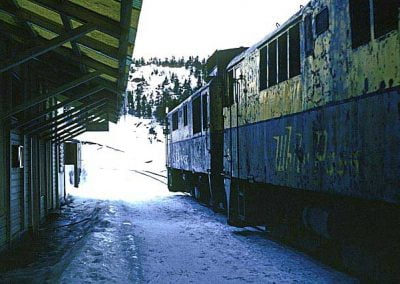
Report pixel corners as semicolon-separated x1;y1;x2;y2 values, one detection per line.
141;95;147;117
173;78;181;97
135;87;142;117
182;79;192;100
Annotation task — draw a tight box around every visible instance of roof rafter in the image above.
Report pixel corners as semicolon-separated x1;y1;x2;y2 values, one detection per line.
1;7;119;59
42;108;106;140
12;84;105;129
30;0;121;38
0;70;101;120
0;22;96;73
25;99;107;135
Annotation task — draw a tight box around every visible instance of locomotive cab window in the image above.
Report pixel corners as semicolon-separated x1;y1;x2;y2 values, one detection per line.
202;94;208;130
259;46;268;91
172;112;179;131
289;23;301;78
268;40;277;87
349;0;371;48
315;8;329;36
373;0;399;39
192;96;201;134
278;33;288;83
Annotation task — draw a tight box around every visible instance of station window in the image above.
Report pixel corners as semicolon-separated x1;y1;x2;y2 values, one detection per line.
172;112;178;131
304;14;314;56
12;145;24;168
183;104;188;126
349;0;371;48
202;94;208;130
192;96;201;134
289;23;301;78
278;33;288;83
259;46;268;91
373;0;399;39
268;40;277;87
315;8;329;36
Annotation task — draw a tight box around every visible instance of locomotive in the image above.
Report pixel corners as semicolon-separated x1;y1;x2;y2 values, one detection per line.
166;0;399;277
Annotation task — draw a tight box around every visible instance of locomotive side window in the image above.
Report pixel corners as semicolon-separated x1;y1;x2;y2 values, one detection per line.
349;0;371;48
278;33;288;83
268;40;277;87
202;94;208;130
289;23;301;78
183;104;188;126
373;0;399;38
192;96;201;134
226;70;234;106
259;46;268;91
304;14;314;56
172;112;179;131
315;8;329;36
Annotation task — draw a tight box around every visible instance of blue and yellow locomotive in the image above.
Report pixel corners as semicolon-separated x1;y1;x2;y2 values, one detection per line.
167;0;399;278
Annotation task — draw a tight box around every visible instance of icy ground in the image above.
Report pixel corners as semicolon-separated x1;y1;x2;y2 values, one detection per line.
0;116;356;283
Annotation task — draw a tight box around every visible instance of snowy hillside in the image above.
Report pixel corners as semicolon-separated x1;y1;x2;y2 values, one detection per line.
125;58;206;123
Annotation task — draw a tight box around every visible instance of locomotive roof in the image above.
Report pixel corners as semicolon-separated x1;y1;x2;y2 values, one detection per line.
168;81;211;115
227;4;308;70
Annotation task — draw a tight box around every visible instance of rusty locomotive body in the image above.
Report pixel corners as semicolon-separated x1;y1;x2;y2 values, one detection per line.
167;48;246;207
167;0;399;277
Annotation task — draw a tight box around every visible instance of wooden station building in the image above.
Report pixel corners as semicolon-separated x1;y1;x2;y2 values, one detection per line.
0;0;142;252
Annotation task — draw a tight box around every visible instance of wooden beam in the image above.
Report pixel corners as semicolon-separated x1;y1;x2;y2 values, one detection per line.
0;71;102;121
24;99;107;135
0;7;119;59
49;44;119;78
12;85;105;129
30;0;120;38
1;1;36;38
60;14;87;73
55;126;86;144
48;114;105;142
0;16;118;80
94;78;118;94
56;127;87;144
0;23;96;73
62;128;87;142
42;108;105;140
54;116;105;143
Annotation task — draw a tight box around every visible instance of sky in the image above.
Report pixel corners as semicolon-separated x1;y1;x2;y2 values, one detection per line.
133;0;310;60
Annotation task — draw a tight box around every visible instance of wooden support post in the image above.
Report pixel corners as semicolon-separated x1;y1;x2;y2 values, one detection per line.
0;71;102;121
117;0;134;92
30;136;40;235
0;23;96;73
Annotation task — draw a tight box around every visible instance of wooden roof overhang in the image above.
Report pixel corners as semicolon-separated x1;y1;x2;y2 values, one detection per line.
0;0;142;139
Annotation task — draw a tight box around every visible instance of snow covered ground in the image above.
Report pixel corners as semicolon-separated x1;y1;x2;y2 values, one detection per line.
0;116;356;283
